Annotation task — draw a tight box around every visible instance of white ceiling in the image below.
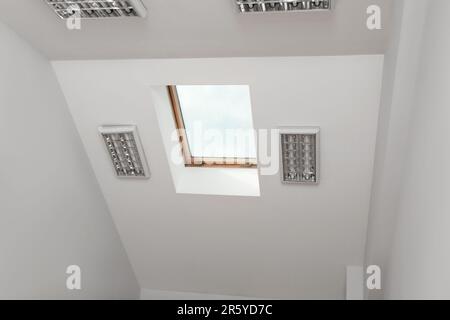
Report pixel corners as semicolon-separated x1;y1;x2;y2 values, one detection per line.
0;0;389;298
0;0;392;59
53;56;383;299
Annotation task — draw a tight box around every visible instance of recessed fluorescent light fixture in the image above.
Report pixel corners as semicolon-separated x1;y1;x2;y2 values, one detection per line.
45;0;147;19
99;125;150;179
280;127;320;184
236;0;331;13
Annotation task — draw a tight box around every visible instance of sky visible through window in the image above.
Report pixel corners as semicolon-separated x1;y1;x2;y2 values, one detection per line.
176;85;257;159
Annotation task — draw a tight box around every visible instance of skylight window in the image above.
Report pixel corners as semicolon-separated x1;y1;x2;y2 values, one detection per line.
168;85;257;168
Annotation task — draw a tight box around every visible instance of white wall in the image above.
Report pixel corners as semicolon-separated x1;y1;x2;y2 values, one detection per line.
364;0;429;299
366;0;450;299
0;21;139;299
53;56;383;299
141;289;260;300
383;0;450;299
346;266;363;300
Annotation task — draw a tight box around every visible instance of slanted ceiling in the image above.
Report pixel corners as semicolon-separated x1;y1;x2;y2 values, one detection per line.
0;0;392;59
52;56;383;299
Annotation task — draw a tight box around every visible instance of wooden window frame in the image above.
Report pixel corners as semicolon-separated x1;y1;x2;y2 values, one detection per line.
167;85;257;168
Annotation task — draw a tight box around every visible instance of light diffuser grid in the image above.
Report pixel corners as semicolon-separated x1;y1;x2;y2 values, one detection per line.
99;126;150;179
236;0;331;13
45;0;147;19
280;127;320;184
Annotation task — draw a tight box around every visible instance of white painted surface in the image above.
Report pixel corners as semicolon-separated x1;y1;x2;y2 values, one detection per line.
53;56;383;299
382;0;450;299
151;86;260;197
364;0;430;299
366;1;436;299
0;21;139;299
346;266;363;300
177;167;260;197
0;0;393;59
141;289;260;300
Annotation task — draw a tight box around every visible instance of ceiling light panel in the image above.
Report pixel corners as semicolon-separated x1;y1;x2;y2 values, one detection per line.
280;127;320;184
236;0;331;13
99;125;150;179
45;0;147;19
